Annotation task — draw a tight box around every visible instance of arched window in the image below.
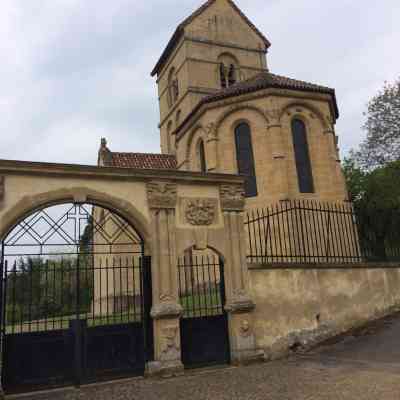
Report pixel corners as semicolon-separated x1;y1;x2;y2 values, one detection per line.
234;123;257;197
291;119;314;193
198;140;207;173
228;64;236;86
218;53;239;89
220;63;227;88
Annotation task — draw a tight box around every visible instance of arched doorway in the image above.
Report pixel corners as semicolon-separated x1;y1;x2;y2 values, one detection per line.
0;202;153;394
177;247;230;368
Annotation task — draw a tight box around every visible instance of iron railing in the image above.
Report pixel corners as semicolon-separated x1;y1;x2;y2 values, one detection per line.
245;200;400;264
178;255;225;318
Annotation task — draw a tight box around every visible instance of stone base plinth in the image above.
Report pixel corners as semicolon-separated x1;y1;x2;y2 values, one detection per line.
231;349;265;366
145;360;184;378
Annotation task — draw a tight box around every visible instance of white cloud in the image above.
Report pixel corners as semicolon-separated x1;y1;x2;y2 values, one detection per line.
0;0;398;165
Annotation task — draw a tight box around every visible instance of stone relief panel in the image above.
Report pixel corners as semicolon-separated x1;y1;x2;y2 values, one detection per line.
160;325;180;362
239;319;252;338
147;181;177;209
220;184;245;211
181;198;218;226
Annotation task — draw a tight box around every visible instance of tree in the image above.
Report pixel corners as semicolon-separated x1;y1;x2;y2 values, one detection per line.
354;78;400;170
342;159;400;261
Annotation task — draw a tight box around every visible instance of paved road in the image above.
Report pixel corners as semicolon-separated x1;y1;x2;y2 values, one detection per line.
16;313;400;400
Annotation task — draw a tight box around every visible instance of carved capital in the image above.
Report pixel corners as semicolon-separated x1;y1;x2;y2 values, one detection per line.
225;290;255;314
265;108;281;124
220;184;245;211
151;301;183;320
205;122;218;142
147;181;177;209
183;198;218;226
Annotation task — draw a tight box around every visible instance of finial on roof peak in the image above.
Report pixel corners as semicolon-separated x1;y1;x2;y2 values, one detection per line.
101;138;107;148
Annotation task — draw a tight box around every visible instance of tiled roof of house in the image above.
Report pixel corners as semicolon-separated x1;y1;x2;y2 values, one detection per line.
151;0;271;77
108;152;177;170
176;71;339;138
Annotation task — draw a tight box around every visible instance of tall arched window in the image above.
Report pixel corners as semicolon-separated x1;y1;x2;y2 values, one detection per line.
234;123;257;197
291;119;314;193
198;140;207;173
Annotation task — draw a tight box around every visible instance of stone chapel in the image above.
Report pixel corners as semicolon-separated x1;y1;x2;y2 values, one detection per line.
98;0;348;209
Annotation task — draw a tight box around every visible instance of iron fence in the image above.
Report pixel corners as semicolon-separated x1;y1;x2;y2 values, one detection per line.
245;200;400;264
177;255;225;318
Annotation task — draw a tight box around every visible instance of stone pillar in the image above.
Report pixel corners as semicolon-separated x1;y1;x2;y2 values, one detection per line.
266;111;289;200
145;181;184;377
220;184;264;365
206;122;218;172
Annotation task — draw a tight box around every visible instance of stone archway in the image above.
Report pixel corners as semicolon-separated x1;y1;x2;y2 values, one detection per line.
0;195;154;394
0;187;152;250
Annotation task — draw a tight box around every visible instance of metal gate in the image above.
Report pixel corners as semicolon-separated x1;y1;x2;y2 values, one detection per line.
0;203;153;394
178;254;230;368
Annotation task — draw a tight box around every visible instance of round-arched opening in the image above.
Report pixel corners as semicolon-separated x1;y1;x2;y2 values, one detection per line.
0;201;152;393
178;245;230;367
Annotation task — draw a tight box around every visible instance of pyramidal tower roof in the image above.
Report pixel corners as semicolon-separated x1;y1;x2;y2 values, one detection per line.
151;0;271;77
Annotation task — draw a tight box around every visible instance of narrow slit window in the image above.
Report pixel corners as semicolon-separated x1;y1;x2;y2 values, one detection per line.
234;123;257;197
199;140;207;173
291;119;315;193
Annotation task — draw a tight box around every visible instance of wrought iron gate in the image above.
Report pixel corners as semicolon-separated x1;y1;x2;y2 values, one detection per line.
178;254;230;368
0;203;153;394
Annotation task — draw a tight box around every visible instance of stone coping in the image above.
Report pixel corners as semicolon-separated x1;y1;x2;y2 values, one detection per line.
248;262;400;270
0;159;244;185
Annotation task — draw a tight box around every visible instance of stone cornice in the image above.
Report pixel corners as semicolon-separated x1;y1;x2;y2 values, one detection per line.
186;35;268;55
0;159;244;186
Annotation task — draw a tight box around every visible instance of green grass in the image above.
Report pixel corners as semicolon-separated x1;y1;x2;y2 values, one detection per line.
180;288;222;318
5;311;141;334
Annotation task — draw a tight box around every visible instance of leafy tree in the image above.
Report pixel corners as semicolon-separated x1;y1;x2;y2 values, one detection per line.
355;77;400;170
343;159;400;261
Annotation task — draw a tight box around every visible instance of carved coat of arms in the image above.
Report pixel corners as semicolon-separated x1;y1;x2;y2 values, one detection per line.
184;198;217;226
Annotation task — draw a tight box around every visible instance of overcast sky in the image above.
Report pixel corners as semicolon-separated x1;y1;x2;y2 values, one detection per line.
0;0;399;166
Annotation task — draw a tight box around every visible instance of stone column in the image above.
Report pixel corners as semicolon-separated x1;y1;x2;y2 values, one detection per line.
266;110;289;200
206;122;219;172
220;184;264;365
145;181;184;377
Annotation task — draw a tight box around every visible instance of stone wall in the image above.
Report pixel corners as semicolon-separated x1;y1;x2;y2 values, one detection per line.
249;264;400;360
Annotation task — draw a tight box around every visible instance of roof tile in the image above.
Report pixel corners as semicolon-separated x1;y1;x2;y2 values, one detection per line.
108;152;177;170
176;71;339;139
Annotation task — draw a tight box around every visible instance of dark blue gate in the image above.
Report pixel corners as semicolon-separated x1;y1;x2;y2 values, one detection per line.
0;203;153;394
178;254;230;368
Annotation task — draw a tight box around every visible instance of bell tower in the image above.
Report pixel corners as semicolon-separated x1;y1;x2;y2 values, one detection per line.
151;0;271;157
